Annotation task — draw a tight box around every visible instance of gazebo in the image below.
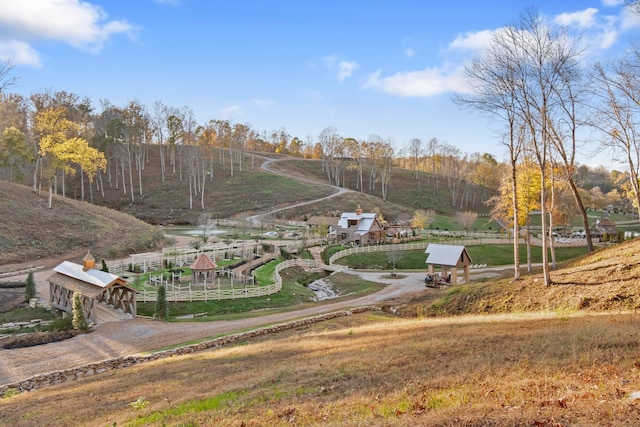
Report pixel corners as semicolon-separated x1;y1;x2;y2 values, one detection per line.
424;244;472;284
48;251;136;324
190;253;217;287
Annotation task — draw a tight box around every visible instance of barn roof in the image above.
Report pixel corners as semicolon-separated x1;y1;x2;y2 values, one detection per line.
337;212;377;232
48;261;129;298
425;244;472;267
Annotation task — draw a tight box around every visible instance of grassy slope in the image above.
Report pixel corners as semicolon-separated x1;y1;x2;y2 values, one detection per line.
4;156;640;423
269;158;493;217
61;150;335;224
403;237;640;316
0;180;165;269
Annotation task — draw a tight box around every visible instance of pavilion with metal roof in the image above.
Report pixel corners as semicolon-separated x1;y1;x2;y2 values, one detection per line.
424;243;472;284
48;251;136;324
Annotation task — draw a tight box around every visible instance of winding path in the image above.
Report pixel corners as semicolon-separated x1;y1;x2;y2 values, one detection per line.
246;157;350;224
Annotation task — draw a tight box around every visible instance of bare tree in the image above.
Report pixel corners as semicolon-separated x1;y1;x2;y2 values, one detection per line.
455;211;478;234
457;8;577;285
407;138;423;182
590;53;640;220
0;60;17;95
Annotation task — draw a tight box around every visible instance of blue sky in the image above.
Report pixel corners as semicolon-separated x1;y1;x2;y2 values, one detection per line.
1;0;639;168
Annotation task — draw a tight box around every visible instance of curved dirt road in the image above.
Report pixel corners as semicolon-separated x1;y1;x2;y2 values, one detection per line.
246;157;350;224
0;269;429;386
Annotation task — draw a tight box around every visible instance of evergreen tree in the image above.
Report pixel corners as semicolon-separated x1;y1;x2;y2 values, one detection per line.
72;292;89;331
101;259;109;272
25;271;36;301
155;284;168;321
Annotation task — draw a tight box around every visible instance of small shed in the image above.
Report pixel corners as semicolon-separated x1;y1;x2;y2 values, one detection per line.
190;253;217;286
424;244;473;284
48;251;136;324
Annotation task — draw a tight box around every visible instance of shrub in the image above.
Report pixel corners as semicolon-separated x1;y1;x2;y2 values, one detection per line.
24;272;35;301
72;293;89;332
280;248;292;260
155;284;168;321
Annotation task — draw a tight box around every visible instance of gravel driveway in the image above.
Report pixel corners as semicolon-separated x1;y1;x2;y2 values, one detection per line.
0;268;430;386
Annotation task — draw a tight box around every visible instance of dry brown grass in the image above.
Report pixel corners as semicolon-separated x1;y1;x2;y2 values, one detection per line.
0;180;168;271
0;181;167;270
2;311;640;426
401;237;640;317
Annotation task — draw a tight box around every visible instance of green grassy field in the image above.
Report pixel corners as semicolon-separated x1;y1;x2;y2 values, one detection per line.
335;244;589;270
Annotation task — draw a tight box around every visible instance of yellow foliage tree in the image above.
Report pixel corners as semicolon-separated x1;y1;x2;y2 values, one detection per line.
411;209;436;232
35;106;106;207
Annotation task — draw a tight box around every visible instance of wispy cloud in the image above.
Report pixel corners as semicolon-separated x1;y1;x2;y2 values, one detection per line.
0;40;41;67
0;0;137;65
554;8;599;28
404;48;415;58
448;29;494;52
337;61;358;83
363;66;471;97
602;0;624;6
323;55;358;82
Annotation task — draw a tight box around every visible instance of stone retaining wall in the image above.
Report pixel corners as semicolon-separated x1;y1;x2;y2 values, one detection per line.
0;266;44;279
0;306;380;395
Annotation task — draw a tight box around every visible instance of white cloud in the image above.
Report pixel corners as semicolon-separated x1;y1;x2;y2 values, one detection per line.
448;29;494;52
0;40;41;67
337;61;358;82
404;48;415;58
322;55;358;82
554;8;599;28
602;0;624;6
0;0;137;65
363;66;471;97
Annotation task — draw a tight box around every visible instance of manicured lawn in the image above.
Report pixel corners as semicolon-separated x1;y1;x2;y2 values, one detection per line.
335;244;589;269
136;261;384;320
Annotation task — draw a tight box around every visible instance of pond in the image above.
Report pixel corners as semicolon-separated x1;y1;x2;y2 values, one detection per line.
160;225;230;238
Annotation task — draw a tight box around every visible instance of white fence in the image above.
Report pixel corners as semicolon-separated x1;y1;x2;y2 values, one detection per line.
137;282;281;303
328;238;511;265
136;257;323;303
274;258;321;288
122;235;512;302
107;240;302;276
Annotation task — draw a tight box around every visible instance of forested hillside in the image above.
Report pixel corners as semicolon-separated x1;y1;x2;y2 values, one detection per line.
0;85;634;231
